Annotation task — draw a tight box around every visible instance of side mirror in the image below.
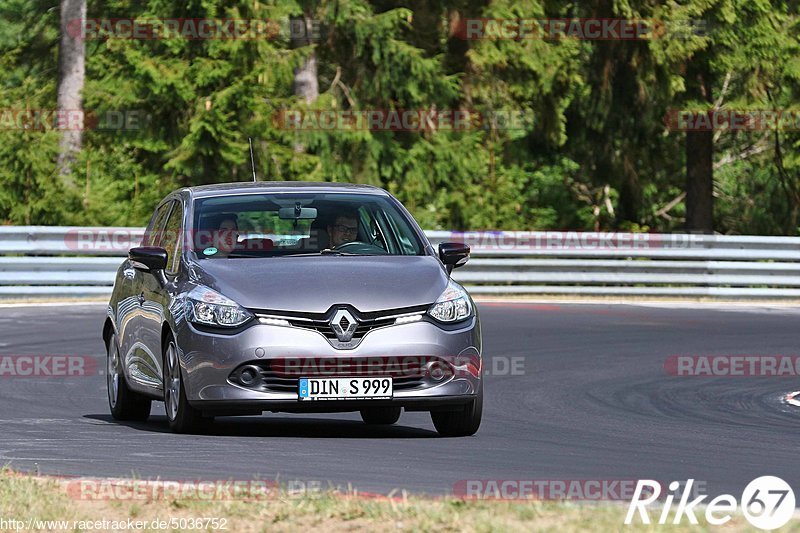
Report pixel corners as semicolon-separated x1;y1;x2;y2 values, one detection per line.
129;246;168;272
439;242;470;275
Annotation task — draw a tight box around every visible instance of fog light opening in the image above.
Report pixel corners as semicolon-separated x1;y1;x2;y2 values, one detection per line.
429;362;446;381
239;365;261;387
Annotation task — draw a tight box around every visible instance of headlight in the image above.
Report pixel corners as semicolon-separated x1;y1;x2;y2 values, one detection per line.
186;286;253;328
428;280;472;323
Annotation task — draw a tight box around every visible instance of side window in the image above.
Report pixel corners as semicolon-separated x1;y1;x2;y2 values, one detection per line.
162;201;184;273
143;202;171;246
381;208;419;255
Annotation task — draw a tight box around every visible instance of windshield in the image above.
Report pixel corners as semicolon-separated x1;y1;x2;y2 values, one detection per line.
191;192;424;258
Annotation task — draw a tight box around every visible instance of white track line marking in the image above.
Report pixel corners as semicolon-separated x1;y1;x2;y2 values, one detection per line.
784;391;800;408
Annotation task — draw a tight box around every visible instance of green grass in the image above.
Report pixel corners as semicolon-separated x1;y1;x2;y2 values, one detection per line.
0;469;789;532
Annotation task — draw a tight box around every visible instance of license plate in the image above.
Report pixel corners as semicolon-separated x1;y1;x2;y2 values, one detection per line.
298;377;392;401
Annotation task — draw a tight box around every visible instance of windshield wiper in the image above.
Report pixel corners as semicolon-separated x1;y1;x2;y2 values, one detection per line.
276;249;361;257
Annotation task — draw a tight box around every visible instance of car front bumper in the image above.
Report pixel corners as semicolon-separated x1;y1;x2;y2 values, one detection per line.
175;316;482;415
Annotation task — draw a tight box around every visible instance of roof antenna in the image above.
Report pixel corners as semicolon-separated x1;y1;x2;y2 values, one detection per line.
248;137;257;182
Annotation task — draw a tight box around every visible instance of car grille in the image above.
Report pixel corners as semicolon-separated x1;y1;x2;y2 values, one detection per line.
285;314;396;342
250;304;429;346
229;356;451;394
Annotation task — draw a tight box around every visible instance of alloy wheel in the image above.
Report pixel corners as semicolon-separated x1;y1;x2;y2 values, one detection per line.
165;342;181;420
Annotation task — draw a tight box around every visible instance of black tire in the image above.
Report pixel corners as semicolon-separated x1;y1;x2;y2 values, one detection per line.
360;406;401;425
431;381;483;437
107;333;151;422
163;332;206;433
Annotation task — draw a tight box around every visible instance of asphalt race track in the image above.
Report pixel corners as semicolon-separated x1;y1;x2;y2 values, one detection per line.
1;301;798;497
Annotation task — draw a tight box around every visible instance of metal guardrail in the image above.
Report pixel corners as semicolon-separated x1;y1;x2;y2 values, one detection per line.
2;226;800;299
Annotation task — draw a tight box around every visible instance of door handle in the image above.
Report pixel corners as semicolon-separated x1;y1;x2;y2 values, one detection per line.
137;292;145;305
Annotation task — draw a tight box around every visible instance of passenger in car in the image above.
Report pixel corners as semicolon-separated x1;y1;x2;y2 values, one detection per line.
213;215;239;257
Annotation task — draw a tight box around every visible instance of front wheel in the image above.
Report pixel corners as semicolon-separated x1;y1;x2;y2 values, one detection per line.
163;333;206;433
430;381;483;437
107;333;151;421
360;407;401;425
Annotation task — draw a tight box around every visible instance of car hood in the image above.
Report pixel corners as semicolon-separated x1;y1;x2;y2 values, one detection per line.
190;255;449;314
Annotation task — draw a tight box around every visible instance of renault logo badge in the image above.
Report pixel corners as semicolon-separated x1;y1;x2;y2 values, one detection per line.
331;309;358;342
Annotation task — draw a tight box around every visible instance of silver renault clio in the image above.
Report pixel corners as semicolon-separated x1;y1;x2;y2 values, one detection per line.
104;182;482;436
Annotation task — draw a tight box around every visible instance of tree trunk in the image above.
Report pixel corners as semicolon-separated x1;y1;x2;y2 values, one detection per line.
56;0;86;184
292;13;319;154
684;62;714;233
293;48;318;104
685;130;714;232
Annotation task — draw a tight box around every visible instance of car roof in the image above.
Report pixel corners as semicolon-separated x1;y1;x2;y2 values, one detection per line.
184;181;389;199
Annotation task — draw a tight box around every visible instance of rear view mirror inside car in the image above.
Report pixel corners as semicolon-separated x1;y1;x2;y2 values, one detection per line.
278;206;318;220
